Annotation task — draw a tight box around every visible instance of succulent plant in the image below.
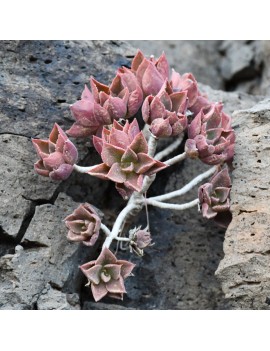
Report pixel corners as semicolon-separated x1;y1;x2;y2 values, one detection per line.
32;49;236;304
110;67;143;118
142;81;188;138
185;103;235;165
32;123;78;180
129;226;152;256
89;119;167;199
198;166;232;227
170;70;199;107
64;203;101;246
131;50;169;96
66;84;113;138
80;247;135;302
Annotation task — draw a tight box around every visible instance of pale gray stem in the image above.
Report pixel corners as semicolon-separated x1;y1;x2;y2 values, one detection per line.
102;203;142;249
148;133;158;157
149;166;216;202
140;174;156;194
164;152;186;166
74;164;96;173
100;223;111;237
115;237;131;242
154;137;183;161
146;198;199;210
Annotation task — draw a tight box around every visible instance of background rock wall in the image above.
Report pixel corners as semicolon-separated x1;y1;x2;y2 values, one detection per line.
216;100;270;309
0;40;269;309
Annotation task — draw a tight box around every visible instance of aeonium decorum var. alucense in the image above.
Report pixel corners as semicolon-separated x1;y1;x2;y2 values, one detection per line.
32;49;235;303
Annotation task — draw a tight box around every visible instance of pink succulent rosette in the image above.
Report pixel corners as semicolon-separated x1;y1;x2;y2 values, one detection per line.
198;166;232;227
64;203;101;246
89;119;167;199
142;81;188;138
66;82;113;138
67;76;133;138
129;227;152;256
170;69;212;115
131;50;169;96
32;123;78;180
170;70;199;107
80;247;135;302
110;67;143;118
134;228;152;250
185;103;235;165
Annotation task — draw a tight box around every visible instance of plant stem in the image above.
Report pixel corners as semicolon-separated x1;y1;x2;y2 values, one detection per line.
148;166;216;202
73;164;96;173
100;223;111;237
102;202;142;249
146;198;199;210
164;152;186;166
154;137;183;161
115;237;130;242
148;133;157;157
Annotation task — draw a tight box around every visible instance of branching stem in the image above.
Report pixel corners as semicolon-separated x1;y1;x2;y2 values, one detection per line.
73;164;96;173
148;166;216;202
164;152;186;166
100;223;111;237
146;198;199;210
154;137;183;161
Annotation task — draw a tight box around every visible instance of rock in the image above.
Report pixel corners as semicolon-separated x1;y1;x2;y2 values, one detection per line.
260;41;270;96
198;83;263;116
0;134;58;238
216;99;270;309
0;193;97;309
37;284;80;310
219;41;258;82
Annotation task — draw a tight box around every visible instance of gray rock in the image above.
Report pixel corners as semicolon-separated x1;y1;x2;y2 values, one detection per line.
37;284;80;310
0;134;58;238
0;193;96;309
220;41;257;81
260;41;270;96
216;99;270;309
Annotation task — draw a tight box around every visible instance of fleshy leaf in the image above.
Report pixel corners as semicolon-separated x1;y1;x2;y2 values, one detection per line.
106;276;126;294
89;163;110;180
91;282;108;302
86;265;103;285
96;248;118;265
107;163;127;183
101;143;125;167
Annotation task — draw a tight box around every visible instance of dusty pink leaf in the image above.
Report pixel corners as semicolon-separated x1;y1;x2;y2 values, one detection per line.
96;248;118;265
91;282;108;302
89;163;110;180
107;163;127;183
49;164;74;181
106;276;126;294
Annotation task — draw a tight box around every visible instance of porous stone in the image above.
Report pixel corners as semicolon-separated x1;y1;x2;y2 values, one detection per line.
216;99;270;309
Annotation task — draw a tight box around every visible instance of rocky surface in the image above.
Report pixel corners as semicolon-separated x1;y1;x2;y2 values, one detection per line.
216;100;270;309
0;40;268;310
